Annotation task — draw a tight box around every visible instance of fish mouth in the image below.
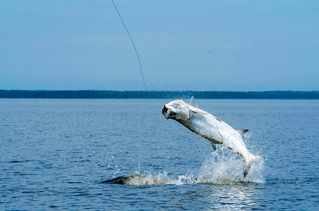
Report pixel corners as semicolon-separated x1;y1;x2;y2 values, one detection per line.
162;105;171;119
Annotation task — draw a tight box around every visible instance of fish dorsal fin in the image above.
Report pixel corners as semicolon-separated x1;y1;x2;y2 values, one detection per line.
189;96;198;108
237;129;249;139
237;129;249;134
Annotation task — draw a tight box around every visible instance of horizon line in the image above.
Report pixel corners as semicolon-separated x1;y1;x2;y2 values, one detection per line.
1;89;319;92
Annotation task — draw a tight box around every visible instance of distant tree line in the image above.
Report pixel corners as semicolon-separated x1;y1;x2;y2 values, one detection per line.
0;90;318;99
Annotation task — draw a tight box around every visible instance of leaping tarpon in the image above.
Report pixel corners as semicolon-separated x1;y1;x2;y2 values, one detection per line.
162;98;263;178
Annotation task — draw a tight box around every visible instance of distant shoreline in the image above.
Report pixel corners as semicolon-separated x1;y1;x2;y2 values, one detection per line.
0;90;318;99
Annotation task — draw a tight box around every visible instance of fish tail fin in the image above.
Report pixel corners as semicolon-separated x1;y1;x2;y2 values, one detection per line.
243;154;263;178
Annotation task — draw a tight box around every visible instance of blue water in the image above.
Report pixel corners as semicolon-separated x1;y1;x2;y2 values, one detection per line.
1;99;318;210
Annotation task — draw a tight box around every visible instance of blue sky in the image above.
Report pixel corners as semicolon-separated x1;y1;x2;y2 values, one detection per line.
1;0;318;91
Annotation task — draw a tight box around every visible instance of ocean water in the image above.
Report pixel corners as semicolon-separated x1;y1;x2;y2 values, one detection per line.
0;99;318;210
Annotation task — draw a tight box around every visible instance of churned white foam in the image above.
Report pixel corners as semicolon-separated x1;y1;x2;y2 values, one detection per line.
196;146;264;184
122;147;264;186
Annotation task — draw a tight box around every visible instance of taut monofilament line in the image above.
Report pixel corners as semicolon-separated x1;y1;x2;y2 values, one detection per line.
112;0;148;90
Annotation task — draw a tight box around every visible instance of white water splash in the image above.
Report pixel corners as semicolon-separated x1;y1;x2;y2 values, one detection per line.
196;146;264;184
121;147;264;186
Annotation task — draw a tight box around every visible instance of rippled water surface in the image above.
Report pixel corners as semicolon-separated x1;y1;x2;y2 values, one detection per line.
1;99;318;210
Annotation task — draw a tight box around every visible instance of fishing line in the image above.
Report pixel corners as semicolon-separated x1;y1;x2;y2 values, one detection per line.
112;0;148;90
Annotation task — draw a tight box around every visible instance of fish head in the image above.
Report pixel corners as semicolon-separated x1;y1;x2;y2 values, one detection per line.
162;99;190;121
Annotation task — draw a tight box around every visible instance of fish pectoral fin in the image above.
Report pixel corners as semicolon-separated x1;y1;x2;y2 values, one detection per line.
210;142;217;151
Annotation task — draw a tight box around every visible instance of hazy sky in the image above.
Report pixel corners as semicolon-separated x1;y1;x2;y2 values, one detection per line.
1;0;318;91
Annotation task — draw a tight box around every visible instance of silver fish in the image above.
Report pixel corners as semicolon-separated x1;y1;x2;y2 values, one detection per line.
162;98;262;178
